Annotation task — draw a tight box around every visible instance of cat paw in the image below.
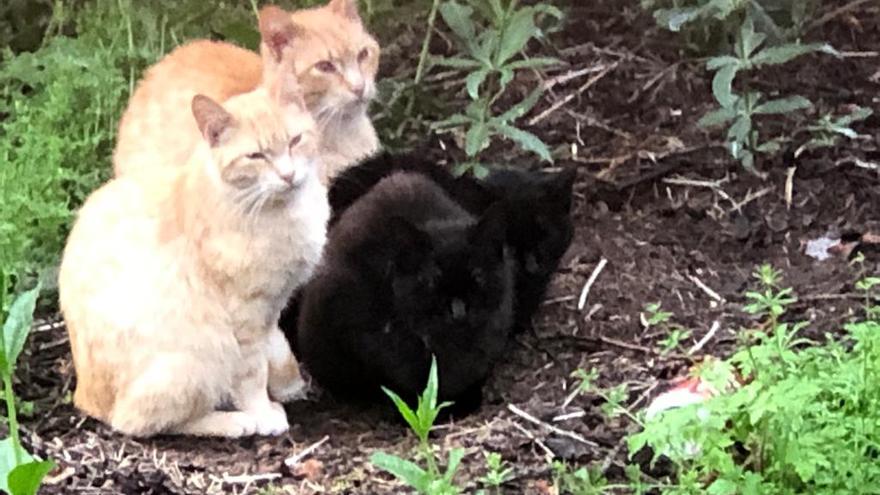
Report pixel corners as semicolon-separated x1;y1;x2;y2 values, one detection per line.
253;402;289;436
269;375;309;403
224;412;260;437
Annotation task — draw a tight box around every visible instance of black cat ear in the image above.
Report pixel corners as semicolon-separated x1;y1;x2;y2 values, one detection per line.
541;168;576;213
387;216;431;272
470;202;508;257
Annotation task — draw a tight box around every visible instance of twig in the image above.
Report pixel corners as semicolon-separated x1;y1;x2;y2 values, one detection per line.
507;419;556;460
688;275;724;303
578;258;608;311
809;0;875;31
729;186;774;213
284;435;330;467
784;166;796;210
552;410;586;422
542;65;607;91
220;473;281;484
529;62;619;126
508;404;599;448
688;321;720;355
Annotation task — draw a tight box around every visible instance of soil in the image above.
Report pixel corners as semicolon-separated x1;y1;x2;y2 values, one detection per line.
11;1;880;493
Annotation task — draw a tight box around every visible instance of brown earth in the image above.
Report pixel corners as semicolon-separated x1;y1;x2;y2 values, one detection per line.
12;1;880;493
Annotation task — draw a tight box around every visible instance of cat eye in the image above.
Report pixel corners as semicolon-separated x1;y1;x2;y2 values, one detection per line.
315;61;336;73
357;48;369;63
246;152;267;161
289;134;303;148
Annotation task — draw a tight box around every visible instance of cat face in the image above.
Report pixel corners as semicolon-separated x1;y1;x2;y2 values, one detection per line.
190;77;320;207
264;0;380;119
384;204;513;339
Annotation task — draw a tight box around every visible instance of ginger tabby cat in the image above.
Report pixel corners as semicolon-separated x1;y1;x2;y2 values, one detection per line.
59;59;329;437
113;0;379;182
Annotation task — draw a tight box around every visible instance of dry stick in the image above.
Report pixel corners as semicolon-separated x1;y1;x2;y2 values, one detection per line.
508;419;556;460
809;0;875;31
688;274;724;304
785;166;797;210
508;405;599;448
577;258;609;311
220;473;282;484
528;62;620;126
730;186;774;212
284;435;330;467
688;320;721;355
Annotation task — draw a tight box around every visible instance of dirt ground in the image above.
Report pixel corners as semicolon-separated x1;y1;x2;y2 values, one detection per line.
12;1;880;493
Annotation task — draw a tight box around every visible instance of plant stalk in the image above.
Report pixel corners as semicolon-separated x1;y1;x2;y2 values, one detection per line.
414;0;441;86
4;375;23;466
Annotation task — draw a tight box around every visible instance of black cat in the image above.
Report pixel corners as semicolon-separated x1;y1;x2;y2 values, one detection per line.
294;172;516;405
320;152;576;331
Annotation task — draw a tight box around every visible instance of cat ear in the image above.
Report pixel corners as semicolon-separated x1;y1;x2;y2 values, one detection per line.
258;5;301;63
387;216;431;272
541;168;576;213
328;0;361;23
470;202;508;257
191;95;236;147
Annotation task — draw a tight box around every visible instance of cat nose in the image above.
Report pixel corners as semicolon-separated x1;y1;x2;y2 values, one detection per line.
350;83;365;99
277;170;297;185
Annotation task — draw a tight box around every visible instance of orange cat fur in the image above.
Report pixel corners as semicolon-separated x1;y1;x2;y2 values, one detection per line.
113;0;380;183
59;65;329;438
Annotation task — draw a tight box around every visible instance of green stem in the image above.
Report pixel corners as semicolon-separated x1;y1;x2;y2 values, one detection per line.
422;439;440;479
4;375;23;466
414;0;441;86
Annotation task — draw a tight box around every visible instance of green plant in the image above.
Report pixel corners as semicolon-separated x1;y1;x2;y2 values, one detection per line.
743;264;797;326
855;276;880;321
431;0;562;176
696;18;837;173
800;106;874;152
629;267;880;493
370;357;465;494
0;279;53;495
477;452;513;494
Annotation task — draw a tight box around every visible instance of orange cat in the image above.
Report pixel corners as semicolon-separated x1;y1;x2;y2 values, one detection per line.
113;0;380;183
59;61;329;437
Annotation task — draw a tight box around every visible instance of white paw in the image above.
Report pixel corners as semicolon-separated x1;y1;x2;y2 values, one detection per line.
223;412;259;438
253;402;289;436
270;375;309;403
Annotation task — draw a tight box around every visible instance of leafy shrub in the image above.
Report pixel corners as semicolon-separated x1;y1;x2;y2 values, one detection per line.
0;0;256;293
643;0;870;174
430;0;563;176
628;266;880;494
0;278;52;495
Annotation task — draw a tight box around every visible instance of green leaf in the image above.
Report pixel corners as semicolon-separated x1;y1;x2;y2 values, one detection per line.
712;64;739;108
1;284;40;375
0;439;30;494
431;114;472;130
505;57;561;70
835;106;873;126
751;43;825;67
430;56;483;70
707;478;738;495
697;106;737;128
7;460;54;495
755;140;782;154
465;69;490;100
498;68;514;90
736;18;765;59
496;87;543;123
370;452;430;491
495;7;538;66
492;123;553;162
728;115;752;145
465;122;490;158
653;7;701;32
381;386;420;434
706;55;739;70
439;1;476;44
443;447;466;482
753;95;812;115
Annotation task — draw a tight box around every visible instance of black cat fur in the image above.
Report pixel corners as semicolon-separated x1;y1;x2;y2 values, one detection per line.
295;172;517;405
317;151;576;331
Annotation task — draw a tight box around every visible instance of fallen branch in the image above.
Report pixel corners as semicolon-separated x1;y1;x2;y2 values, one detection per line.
578;258;608;311
688;321;721;355
284;435;330;467
508;404;599;448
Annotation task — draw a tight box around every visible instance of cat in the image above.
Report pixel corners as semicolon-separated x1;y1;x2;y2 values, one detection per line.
315;151;576;331
293;172;515;407
113;0;380;183
58;61;329;438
